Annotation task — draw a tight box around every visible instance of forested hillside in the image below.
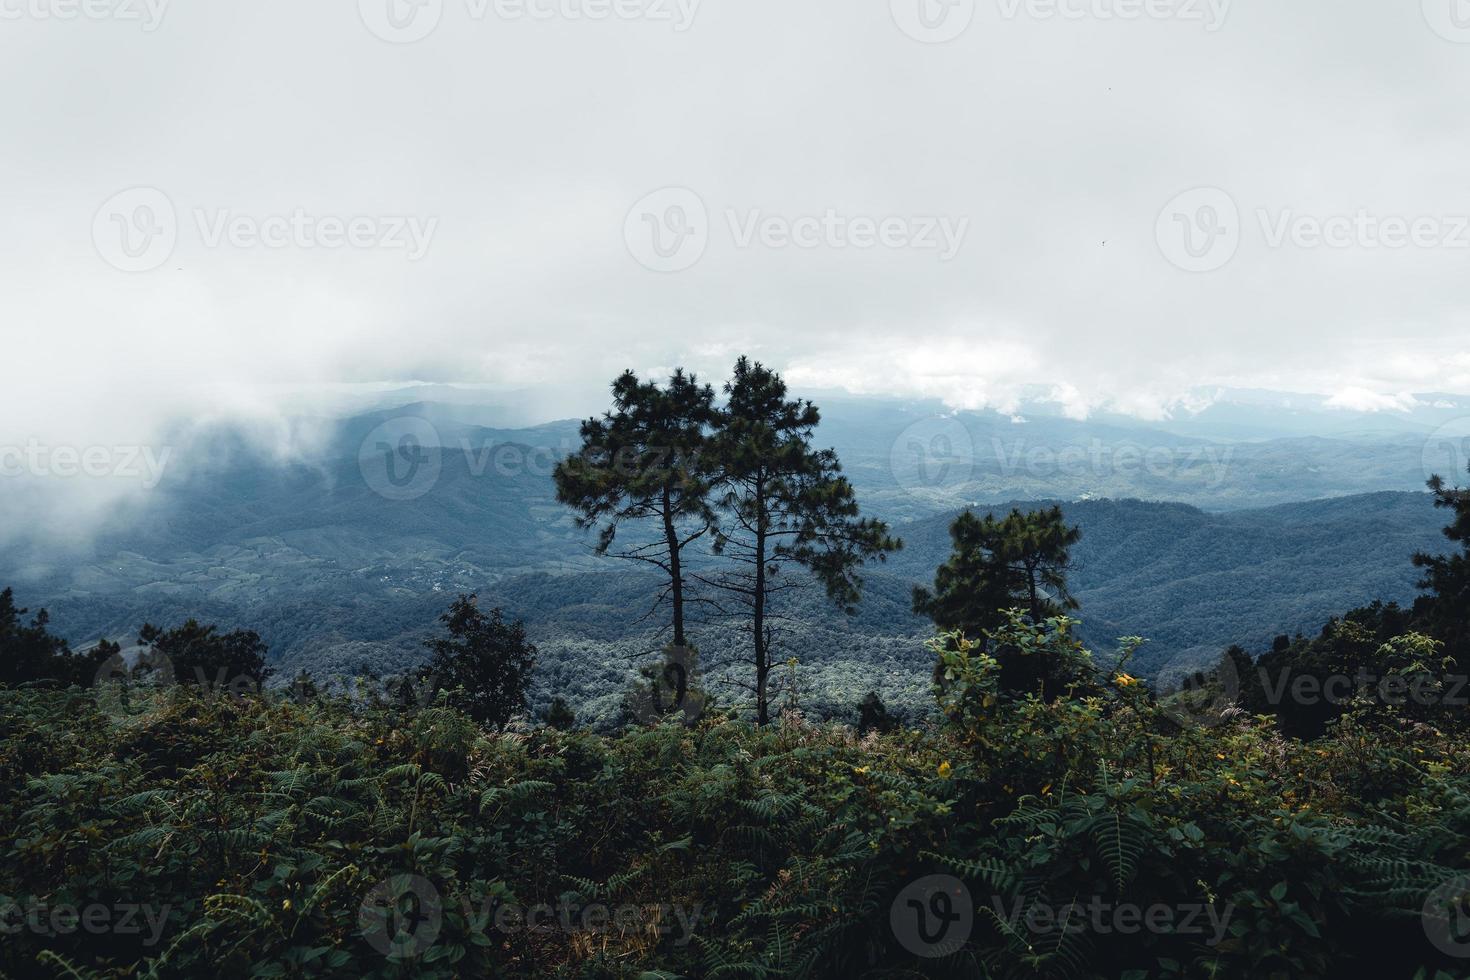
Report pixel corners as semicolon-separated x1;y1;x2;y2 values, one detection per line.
9;488;1445;727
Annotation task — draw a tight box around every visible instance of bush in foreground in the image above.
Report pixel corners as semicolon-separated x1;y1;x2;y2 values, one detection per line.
3;619;1470;978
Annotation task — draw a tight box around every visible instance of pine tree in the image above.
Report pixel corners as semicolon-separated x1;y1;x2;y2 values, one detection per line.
419;595;536;731
705;358;900;725
544;696;576;731
857;690;896;735
554;369;718;649
1414;465;1470;657
913;506;1081;638
0;587;119;688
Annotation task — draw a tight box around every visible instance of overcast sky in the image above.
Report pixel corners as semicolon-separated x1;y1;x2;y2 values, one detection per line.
4;0;1470;450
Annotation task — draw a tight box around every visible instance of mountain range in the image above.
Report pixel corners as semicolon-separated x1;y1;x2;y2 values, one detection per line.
3;386;1462;724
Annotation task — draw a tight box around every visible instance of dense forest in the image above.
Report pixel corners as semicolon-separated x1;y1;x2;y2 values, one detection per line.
4;361;1470;978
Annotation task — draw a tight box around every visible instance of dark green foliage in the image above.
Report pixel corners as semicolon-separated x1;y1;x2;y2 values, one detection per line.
913;506;1081;638
0;587;118;688
138;619;272;691
914;508;1084;700
1415;464;1470;658
543;696;576;731
4;611;1470;978
419;594;535;731
857;690;896;735
1218;601;1458;740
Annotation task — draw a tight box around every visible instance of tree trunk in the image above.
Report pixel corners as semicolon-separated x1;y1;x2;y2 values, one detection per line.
662;482;686;648
753;478;770;725
1025;561;1041;622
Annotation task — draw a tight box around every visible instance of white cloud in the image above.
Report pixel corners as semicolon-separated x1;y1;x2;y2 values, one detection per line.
1323;388;1422;413
785;334;1044;413
3;0;1470;485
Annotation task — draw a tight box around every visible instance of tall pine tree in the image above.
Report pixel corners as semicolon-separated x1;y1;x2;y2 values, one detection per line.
705;358;900;724
554;369;718;649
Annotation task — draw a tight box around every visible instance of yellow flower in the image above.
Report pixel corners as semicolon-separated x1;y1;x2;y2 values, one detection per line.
937;761;953;779
853;766;871;775
282;900;292;911
1115;673;1140;688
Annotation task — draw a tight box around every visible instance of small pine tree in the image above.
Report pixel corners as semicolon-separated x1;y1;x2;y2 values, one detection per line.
857;690;895;735
913;506;1081;638
545;696;576;731
419;595;536;731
